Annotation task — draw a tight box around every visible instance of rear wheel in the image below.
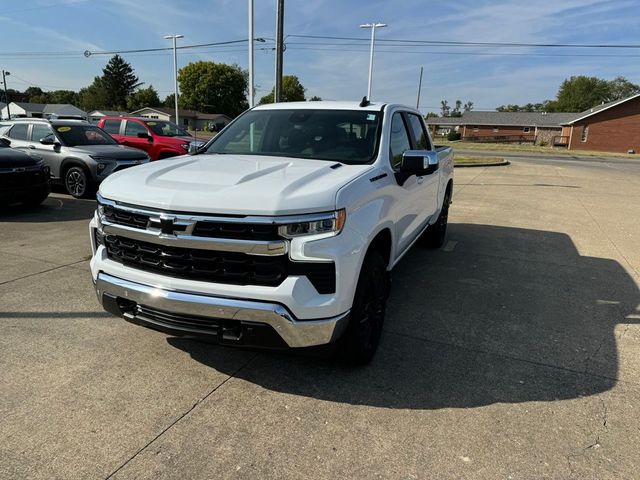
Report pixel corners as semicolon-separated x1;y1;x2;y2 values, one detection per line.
337;251;389;365
424;189;451;248
64;166;92;199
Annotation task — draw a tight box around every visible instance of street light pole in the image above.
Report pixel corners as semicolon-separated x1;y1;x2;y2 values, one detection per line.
274;0;285;103
248;0;255;108
164;34;184;126
359;22;386;101
2;70;10;119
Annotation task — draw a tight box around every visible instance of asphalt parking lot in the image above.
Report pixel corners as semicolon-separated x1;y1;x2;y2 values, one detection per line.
2;157;639;479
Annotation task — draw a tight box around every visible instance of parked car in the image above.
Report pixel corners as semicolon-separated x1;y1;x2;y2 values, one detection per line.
98;117;206;160
0;137;50;207
90;101;454;365
1;119;150;198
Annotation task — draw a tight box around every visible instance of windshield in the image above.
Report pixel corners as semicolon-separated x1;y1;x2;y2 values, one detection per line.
144;120;190;137
54;125;117;146
205;109;382;164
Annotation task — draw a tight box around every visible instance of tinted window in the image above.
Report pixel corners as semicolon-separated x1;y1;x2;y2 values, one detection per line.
8;123;29;141
54;125;116;146
102;119;122;135
407;114;430;150
389;113;411;170
144;120;189;137
32;124;54;142
206;109;381;164
124;121;149;137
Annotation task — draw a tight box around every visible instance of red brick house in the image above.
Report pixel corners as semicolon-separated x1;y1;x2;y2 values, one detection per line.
561;93;640;154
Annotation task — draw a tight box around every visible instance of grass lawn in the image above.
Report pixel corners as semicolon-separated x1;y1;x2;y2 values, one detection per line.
188;130;217;141
436;139;638;159
455;156;505;166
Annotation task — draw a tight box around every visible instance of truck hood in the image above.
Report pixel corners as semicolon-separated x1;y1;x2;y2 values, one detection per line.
99;154;373;215
70;144;149;159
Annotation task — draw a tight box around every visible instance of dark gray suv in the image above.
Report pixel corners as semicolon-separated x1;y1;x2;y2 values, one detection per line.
2;119;150;198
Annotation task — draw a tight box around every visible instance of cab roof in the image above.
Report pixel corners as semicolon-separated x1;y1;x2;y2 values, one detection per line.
251;100;389;112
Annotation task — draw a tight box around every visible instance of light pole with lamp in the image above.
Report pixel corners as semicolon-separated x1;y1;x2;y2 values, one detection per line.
359;22;386;101
164;34;184;126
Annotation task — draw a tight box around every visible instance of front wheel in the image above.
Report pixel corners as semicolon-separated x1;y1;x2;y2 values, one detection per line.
64;166;92;199
336;251;389;365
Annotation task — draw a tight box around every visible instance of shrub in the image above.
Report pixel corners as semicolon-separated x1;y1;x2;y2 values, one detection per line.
447;131;461;141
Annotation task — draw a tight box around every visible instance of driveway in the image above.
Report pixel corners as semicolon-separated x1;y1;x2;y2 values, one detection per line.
1;158;639;479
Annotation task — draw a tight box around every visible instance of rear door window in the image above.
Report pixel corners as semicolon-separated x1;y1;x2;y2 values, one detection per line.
8;123;29;141
102;119;122;135
124;121;149;137
31;124;54;142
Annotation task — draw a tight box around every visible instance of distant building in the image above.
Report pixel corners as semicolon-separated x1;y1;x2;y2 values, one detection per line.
0;102;86;120
427;111;576;146
560;93;640;154
129;107;232;131
87;110;129;123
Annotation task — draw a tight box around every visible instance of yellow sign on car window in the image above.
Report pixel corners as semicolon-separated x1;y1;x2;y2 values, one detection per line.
57;126;71;132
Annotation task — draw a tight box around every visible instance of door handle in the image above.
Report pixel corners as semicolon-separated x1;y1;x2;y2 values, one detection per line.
416;176;424;184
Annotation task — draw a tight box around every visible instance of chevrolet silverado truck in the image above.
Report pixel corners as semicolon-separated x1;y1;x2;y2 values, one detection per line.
90;101;453;364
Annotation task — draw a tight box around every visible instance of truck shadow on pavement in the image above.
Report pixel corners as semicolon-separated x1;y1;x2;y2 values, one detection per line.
0;194;96;223
169;223;640;410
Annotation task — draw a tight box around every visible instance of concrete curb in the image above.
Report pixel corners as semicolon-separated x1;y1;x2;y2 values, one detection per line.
454;159;510;168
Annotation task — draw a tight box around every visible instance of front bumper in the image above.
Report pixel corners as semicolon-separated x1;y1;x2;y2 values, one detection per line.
95;272;349;348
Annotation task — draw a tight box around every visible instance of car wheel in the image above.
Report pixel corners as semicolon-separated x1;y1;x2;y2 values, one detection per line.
64;166;91;198
424;189;451;249
337;251;389;365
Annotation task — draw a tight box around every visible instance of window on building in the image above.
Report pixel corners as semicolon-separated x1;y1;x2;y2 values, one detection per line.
581;125;589;142
492;127;499;133
523;127;531;133
473;126;479;133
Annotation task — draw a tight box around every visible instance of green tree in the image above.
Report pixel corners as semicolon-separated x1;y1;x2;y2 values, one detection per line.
259;75;306;104
554;76;612;112
49;90;79;105
309;95;322;101
126;85;161;111
78;76;109;111
440;100;450;117
463;101;474;112
425;112;439;119
608;76;640;101
178;61;248;117
101;54;142;110
24;87;44;102
163;93;175;108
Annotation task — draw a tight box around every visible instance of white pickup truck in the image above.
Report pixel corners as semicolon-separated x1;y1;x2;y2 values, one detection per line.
90;100;453;364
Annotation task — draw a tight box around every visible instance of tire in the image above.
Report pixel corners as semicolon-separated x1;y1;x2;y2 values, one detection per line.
336;251;390;366
424;189;451;249
64;166;92;199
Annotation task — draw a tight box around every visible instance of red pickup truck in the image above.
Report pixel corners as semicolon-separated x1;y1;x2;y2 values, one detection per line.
98;117;206;160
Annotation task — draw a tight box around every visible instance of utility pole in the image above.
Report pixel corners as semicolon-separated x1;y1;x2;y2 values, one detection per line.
359;23;386;101
248;0;255;108
164;34;184;126
2;70;10;119
274;0;284;103
416;65;424;109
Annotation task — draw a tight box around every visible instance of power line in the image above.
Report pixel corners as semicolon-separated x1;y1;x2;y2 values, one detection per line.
287;34;640;49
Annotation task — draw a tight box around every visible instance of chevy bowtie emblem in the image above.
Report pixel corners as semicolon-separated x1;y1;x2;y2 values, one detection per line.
148;216;192;236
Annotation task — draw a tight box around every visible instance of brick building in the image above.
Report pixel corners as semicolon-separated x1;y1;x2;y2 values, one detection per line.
561;93;640;154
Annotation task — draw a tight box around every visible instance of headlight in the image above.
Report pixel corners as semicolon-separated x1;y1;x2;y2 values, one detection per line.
278;209;346;238
181;143;190;151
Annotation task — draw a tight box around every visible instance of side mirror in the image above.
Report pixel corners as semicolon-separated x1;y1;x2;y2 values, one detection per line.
137;132;152;141
0;138;11;147
400;150;439;175
40;136;58;146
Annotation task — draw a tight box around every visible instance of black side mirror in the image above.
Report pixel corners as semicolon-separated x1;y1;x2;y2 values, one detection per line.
400;150;439;175
137;132;152;142
40;136;58;146
0;138;11;147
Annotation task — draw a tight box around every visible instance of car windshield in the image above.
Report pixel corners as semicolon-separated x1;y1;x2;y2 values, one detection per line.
54;125;116;146
144;120;190;137
204;109;382;164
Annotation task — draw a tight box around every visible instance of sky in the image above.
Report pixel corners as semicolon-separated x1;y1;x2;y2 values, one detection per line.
1;0;639;114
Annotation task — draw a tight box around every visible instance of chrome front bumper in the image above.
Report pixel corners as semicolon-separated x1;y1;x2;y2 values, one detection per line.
95;273;349;348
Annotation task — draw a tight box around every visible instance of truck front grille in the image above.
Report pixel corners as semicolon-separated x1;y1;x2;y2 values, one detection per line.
103;234;335;293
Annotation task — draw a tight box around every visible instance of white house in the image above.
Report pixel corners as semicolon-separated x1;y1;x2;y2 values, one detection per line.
1;102;86;120
87;110;129;124
129;107;232;131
